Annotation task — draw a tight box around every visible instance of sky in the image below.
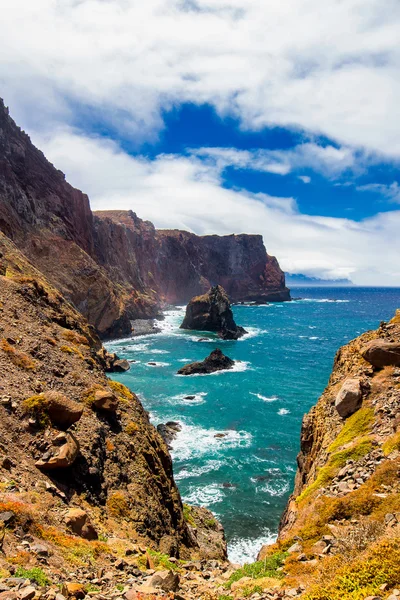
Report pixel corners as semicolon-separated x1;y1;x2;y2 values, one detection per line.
1;0;400;284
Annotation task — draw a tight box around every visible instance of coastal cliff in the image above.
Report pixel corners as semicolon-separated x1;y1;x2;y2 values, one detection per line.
93;211;290;307
252;313;400;599
0;232;227;582
0;98;289;340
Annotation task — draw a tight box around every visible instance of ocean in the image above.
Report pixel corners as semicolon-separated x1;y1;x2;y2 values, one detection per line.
106;287;400;564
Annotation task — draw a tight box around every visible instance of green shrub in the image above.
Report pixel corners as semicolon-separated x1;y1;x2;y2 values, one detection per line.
225;552;288;589
15;567;50;586
328;408;374;453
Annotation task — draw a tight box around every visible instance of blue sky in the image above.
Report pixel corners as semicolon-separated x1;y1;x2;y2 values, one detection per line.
1;0;400;284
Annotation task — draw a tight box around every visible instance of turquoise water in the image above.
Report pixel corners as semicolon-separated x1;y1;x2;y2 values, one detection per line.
106;287;400;563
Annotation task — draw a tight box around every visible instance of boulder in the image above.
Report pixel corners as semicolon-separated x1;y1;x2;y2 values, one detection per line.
287;542;303;553
65;508;98;540
97;349;131;372
61;584;85;599
0;593;17;600
361;340;400;368
335;378;362;418
180;285;247;340
147;570;180;592
35;432;79;470
113;359;130;372
177;349;235;375
157;422;182;447
92;389;118;412
19;587;35;600
0;511;15;526
45;391;83;428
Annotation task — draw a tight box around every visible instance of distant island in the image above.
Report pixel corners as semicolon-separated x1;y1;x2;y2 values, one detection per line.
285;273;354;286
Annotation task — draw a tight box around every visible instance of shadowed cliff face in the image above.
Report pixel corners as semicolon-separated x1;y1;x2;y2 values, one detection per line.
94;213;290;306
0;99;290;339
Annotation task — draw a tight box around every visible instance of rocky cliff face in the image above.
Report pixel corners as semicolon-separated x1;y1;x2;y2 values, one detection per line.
0;99;289;339
0;231;227;574
94;211;290;305
254;312;400;599
155;229;290;304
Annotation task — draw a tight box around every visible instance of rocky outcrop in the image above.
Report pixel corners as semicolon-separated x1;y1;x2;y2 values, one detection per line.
0;232;205;557
180;285;247;339
0;99;290;339
272;313;400;599
177;349;235;375
157;422;182;448
335;377;362;417
361;339;400;367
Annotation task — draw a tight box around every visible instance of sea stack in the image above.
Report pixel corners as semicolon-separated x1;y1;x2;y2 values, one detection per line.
180;285;247;340
177;348;235;375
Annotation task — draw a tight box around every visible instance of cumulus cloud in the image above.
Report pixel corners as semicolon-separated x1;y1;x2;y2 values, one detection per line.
193;144;362;179
1;0;400;155
357;181;400;203
35;129;400;285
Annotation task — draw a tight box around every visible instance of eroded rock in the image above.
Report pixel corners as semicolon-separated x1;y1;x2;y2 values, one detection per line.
92;389;118;412
177;349;235;376
180;285;247;340
44;391;83;428
35;432;79;470
361;340;400;368
65;508;98;540
147;570;180;592
335;378;362;418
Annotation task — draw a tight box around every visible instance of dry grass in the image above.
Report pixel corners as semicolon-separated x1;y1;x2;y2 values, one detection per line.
0;338;36;370
60;345;85;360
61;329;89;346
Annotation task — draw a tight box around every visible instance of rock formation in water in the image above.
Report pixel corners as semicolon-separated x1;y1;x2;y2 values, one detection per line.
180;285;247;340
177;348;235;375
0;99;290;340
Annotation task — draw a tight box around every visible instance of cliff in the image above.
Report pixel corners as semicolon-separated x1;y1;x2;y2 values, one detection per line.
155;228;290;304
0;98;289;340
0;232;228;587
254;313;400;599
94;211;290;307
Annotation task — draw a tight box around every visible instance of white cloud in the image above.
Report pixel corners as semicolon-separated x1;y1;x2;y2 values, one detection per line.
298;176;311;184
36;129;400;285
1;0;400;155
357;181;400;203
194;144;360;179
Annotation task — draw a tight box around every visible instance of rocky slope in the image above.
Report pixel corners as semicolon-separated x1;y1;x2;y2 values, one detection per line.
0;231;228;595
1;242;400;599
253;312;400;600
0;97;290;340
180;285;247;340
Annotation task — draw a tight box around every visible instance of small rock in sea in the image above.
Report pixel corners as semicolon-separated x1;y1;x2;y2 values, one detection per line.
184;395;196;400
148;362;157;366
214;433;227;438
177;349;235;375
